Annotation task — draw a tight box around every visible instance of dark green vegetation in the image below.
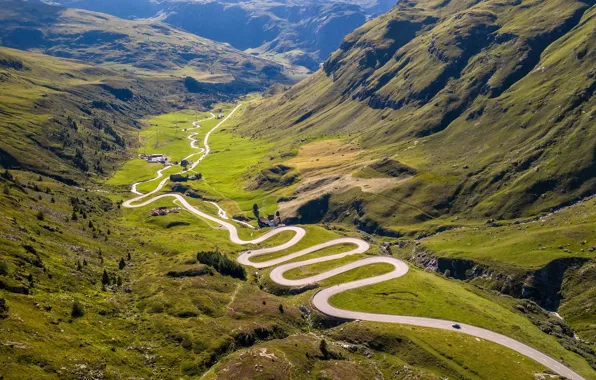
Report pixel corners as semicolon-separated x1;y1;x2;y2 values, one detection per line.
197;250;246;280
0;0;288;85
48;0;396;72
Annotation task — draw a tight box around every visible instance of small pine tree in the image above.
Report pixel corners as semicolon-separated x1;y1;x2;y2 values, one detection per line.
116;276;122;287
51;196;55;203
88;220;94;229
3;170;13;181
83;259;88;266
252;204;260;219
36;211;44;221
77;261;82;271
278;304;284;314
127;252;131;261
319;339;329;360
0;260;8;275
119;258;126;270
71;300;85;318
101;269;110;286
71;211;78;221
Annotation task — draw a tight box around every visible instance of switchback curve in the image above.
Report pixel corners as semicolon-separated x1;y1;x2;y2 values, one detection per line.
122;104;586;380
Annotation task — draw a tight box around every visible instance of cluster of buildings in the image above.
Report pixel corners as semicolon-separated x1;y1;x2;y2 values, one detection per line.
150;207;181;216
139;154;168;164
258;214;283;228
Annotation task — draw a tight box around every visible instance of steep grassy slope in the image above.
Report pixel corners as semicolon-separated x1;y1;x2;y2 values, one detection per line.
0;0;288;85
418;196;596;343
0;47;175;184
238;0;596;228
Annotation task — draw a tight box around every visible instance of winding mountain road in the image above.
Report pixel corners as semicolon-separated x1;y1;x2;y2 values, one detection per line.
122;104;586;380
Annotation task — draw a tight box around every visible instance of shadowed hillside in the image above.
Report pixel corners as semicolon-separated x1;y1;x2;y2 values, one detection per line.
0;0;289;85
45;0;396;71
0;47;236;185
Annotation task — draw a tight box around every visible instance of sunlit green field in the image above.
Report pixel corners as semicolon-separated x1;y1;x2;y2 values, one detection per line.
107;101;286;218
324;265;595;377
422;198;596;267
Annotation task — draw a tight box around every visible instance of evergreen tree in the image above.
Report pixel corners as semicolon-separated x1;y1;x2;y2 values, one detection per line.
319;339;329;360
71;300;85;318
278;304;284;314
127;252;131;261
252;204;260;219
116;276;122;287
71;211;78;221
119;258;126;270
101;269;110;286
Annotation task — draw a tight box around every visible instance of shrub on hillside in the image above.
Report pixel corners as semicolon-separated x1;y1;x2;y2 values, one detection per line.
71;300;85;318
0;261;8;276
170;174;188;182
196;250;246;280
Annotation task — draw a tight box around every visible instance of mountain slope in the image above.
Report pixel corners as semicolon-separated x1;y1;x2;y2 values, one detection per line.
0;0;288;85
47;0;396;71
238;0;596;226
0;46;239;185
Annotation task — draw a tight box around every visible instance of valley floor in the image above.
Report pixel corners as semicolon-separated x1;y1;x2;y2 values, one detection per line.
1;101;595;379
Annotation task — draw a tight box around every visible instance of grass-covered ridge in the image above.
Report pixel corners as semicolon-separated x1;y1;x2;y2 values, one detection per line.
0;47;175;184
237;0;596;228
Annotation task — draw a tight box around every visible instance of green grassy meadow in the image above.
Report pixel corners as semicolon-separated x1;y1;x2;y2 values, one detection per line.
422;198;596;267
327;265;595;377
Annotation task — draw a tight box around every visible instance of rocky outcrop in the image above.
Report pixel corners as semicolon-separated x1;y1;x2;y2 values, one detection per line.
407;245;592;312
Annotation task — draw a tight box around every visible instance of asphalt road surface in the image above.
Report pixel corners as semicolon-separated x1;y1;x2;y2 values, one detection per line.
122;104;586;380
